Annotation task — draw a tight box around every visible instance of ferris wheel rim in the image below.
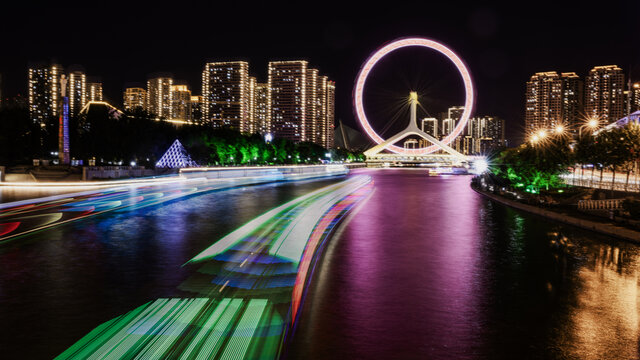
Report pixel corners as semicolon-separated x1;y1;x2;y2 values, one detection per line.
353;37;475;155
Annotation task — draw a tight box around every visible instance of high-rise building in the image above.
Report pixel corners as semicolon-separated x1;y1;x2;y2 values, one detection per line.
88;82;103;102
325;80;335;148
305;68;319;143
28;62;63;124
254;82;270;135
268;61;308;143
441;106;464;137
123;87;147;111
170;84;192;121
560;72;583;134
421;118;438;138
68;70;87;116
313;75;336;148
628;82;640;113
458;116;505;155
202;61;250;130
525;71;563;134
314;76;329;147
315;76;328;146
190;95;203;124
147;76;173;118
268;61;335;147
247;77;257;134
585;65;625;123
478;116;506;153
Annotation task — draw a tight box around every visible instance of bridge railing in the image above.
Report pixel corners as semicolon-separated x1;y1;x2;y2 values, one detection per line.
577;199;625;211
563;176;640;193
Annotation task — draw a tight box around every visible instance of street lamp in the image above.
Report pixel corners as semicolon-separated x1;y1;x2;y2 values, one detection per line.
554;125;565;135
579;116;600;137
530;134;540;144
537;129;547;139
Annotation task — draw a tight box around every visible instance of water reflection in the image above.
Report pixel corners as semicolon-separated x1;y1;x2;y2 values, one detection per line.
563;243;640;360
0;177;344;358
288;169;640;359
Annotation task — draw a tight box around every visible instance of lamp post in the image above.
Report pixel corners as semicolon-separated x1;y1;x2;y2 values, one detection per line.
579;116;600;137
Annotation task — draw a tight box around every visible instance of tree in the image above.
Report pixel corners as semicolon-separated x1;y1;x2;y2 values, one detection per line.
0;100;42;165
491;132;572;191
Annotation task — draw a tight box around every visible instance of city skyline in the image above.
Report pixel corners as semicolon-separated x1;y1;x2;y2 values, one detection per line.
1;1;639;145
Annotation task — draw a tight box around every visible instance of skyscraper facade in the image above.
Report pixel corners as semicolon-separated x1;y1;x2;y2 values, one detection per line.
560;72;583;135
190;95;203;124
585;65;624;123
268;61;308;143
478;116;506;153
325;80;335;148
421;118;438;138
525;71;563;134
254;82;270;135
314;75;336;148
170;84;192;121
247;77;257;134
28;62;63;124
123;87;147;111
68;70;87;116
305;68;319;143
202;61;250;130
632;82;640;113
147;76;173;118
441;106;464;137
267;61;334;147
88;82;103;102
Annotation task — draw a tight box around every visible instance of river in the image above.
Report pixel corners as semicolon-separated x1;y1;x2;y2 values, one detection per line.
0;168;638;359
287;168;640;359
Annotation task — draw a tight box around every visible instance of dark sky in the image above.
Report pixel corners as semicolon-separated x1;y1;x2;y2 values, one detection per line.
2;0;639;144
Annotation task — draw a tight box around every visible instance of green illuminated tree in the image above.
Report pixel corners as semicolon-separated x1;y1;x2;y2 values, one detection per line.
492;132;572;191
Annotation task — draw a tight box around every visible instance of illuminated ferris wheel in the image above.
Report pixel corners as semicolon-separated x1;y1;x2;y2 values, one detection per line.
354;37;476;161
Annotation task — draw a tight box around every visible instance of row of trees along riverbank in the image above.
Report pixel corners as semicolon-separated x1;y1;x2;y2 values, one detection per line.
491;123;640;193
0;99;364;167
485;122;640;218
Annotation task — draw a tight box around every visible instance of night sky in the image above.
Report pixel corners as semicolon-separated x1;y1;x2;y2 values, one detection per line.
2;0;639;144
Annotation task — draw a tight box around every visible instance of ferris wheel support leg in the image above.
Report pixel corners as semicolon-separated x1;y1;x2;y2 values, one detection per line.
364;128;466;160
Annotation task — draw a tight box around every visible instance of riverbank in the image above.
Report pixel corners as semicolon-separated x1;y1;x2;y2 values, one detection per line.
472;184;640;243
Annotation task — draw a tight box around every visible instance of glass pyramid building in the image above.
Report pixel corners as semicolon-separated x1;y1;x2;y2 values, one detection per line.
155;139;199;168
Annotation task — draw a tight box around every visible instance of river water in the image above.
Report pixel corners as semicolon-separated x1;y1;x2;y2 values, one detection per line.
287;168;640;360
0;169;638;359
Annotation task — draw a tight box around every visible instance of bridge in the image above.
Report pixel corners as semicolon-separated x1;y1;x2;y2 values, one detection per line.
362;92;482;167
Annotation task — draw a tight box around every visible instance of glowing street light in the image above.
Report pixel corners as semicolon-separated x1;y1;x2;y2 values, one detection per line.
530;134;540;144
579;116;600;137
472;158;489;174
554;125;565;134
537;129;547;139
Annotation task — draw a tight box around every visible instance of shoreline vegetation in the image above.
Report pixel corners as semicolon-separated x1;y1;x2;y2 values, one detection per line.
476;121;640;241
0;100;364;168
471;177;640;244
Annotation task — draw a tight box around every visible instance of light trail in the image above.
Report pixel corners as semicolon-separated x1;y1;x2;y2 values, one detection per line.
0;169;348;243
58;175;373;359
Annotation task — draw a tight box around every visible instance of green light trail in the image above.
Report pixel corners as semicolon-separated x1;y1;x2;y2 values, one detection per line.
57;175;373;359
